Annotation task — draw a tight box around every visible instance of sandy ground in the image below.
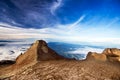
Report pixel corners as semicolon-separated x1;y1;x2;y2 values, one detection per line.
0;59;119;80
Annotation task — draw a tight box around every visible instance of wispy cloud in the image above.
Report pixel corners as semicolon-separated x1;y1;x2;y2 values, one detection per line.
0;14;120;46
106;17;119;28
50;0;62;15
0;23;56;39
68;15;86;29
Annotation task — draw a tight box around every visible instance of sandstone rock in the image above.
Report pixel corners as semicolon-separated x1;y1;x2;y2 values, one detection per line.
86;52;107;61
102;48;120;57
108;57;120;62
86;48;120;62
102;48;120;62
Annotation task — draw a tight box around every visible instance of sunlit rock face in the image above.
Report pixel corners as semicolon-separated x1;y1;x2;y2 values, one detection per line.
102;48;120;57
86;52;107;61
102;48;120;62
15;40;65;66
86;48;120;62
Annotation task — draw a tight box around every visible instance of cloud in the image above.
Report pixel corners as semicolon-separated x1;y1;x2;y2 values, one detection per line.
0;0;60;28
106;17;119;28
0;23;56;40
0;42;30;60
67;47;103;54
50;0;62;15
68;15;86;29
0;13;120;46
66;47;103;59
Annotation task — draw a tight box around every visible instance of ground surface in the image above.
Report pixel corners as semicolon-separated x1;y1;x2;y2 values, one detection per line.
0;59;120;80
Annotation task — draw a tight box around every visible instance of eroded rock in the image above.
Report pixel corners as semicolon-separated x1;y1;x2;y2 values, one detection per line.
86;52;107;61
86;48;120;62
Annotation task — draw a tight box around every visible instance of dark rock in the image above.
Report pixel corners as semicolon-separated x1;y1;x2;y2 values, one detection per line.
0;60;15;65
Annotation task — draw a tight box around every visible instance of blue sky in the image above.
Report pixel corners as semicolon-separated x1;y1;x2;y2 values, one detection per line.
0;0;120;45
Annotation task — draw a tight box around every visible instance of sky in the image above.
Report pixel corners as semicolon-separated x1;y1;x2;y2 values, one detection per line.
0;0;120;45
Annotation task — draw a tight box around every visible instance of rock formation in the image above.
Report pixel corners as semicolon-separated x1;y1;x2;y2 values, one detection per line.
15;40;65;66
103;48;120;56
86;48;120;62
102;48;120;62
86;52;107;61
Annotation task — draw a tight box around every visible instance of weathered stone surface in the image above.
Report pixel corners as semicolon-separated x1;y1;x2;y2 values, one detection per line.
86;52;107;61
15;40;65;66
103;48;120;57
86;48;120;62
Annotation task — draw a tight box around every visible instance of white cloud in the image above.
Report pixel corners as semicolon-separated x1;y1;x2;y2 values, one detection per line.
66;47;103;59
0;44;30;60
50;0;62;15
0;23;56;40
67;47;103;54
68;15;86;29
0;15;120;46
